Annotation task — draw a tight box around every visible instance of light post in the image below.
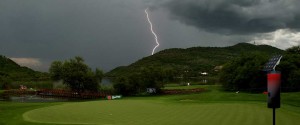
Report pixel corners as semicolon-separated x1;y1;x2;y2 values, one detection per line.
201;72;208;84
184;70;189;86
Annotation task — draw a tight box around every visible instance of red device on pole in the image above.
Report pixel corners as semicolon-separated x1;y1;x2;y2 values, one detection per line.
267;72;281;108
264;55;282;125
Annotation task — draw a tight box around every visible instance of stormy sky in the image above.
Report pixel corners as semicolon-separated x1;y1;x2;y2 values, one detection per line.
1;0;300;72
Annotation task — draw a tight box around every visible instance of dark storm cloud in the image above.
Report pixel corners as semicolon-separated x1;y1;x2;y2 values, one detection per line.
163;0;300;34
1;0;298;72
0;0;152;71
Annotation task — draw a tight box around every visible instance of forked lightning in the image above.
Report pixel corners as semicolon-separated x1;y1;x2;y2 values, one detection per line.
145;8;159;55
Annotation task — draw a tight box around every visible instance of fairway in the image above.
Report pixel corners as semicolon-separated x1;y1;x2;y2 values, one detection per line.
23;100;300;125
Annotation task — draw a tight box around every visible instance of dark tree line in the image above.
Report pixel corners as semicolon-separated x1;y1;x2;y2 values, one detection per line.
219;52;268;91
0;72;11;89
113;67;176;95
220;46;300;92
277;46;300;91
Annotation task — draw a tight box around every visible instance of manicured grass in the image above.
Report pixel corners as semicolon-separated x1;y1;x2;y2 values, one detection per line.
11;81;53;89
0;102;63;125
1;85;300;125
163;84;204;90
163;84;220;90
23;100;299;125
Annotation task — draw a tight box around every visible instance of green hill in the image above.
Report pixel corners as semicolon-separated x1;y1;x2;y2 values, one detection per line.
0;55;48;81
106;43;283;78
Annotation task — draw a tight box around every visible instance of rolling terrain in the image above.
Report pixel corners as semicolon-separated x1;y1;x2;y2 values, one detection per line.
0;55;48;81
107;43;283;77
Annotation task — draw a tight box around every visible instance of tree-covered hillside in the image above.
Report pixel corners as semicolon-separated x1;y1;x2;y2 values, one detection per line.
0;55;49;81
106;43;284;78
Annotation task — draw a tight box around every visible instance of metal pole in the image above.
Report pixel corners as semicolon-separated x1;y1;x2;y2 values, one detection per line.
273;108;275;125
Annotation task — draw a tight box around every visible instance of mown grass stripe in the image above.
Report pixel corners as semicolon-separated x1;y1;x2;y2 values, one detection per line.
23;100;300;125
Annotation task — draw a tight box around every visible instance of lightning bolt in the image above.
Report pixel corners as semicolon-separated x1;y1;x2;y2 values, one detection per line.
145;8;159;55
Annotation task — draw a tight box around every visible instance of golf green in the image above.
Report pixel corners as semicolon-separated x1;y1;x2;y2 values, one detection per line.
23;100;300;125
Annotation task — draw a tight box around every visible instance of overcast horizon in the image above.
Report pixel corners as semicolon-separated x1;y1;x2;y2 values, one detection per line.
1;0;300;72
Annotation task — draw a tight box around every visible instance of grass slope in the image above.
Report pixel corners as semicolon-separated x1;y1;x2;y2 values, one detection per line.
1;85;299;125
0;102;63;125
23;101;299;125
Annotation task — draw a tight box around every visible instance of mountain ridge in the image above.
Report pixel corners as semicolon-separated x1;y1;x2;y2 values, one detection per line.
0;55;48;81
106;43;284;77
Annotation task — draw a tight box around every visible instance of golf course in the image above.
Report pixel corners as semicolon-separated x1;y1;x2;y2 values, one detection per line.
1;85;300;125
2;0;300;124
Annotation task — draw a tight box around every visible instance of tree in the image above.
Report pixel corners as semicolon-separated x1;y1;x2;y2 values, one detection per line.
286;46;300;54
113;76;130;95
0;73;11;90
220;46;300;92
139;67;165;90
49;57;103;92
49;61;63;81
277;46;300;91
95;68;104;83
113;67;168;95
220;52;268;91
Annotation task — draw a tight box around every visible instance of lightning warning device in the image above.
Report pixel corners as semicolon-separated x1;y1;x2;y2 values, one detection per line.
267;71;281;108
263;55;282;108
263;55;282;72
263;55;282;125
